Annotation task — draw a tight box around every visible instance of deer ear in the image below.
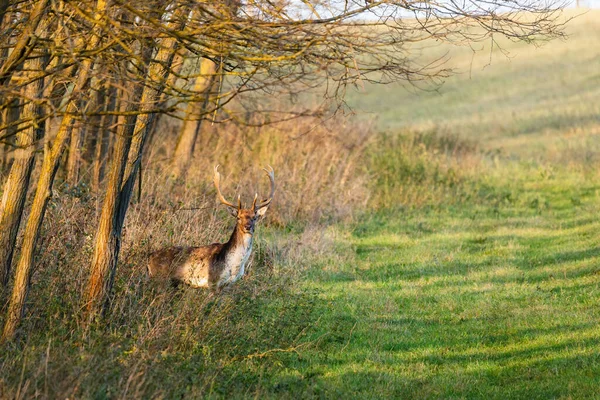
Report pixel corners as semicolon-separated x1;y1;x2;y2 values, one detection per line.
227;206;238;217
256;205;269;219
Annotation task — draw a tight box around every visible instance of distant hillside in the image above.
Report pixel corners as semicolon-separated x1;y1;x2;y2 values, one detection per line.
346;10;600;163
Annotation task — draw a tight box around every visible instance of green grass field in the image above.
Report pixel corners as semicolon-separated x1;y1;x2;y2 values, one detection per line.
247;11;600;398
346;10;600;163
290;178;600;398
2;9;600;399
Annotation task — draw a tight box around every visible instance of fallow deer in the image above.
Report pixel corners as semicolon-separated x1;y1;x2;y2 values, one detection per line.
148;165;275;290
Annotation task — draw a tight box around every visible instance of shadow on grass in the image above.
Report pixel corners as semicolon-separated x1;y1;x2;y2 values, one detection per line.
297;203;600;398
305;350;600;399
338;207;600;287
287;312;600;398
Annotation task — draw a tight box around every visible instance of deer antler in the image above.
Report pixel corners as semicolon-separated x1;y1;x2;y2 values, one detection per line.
255;165;275;210
214;165;238;209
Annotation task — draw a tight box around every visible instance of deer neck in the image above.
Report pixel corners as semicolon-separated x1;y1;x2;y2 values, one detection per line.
230;225;253;248
221;224;253;277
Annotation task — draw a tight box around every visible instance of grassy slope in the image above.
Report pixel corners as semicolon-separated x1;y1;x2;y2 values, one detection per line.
258;11;600;398
287;175;600;399
345;10;600;162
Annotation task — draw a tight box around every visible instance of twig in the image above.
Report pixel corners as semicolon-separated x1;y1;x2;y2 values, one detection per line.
340;321;358;353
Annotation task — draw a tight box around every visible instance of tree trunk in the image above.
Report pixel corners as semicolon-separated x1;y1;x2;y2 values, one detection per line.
0;139;5;174
0;59;44;287
67;64;107;187
85;40;149;313
91;127;107;192
0;0;49;87
91;121;110;192
85;111;135;318
0;39;11;172
1;137;64;340
171;58;218;179
0;98;19;173
0;83;96;340
86;34;181;318
1;0;108;341
66;120;86;185
92;83;116;192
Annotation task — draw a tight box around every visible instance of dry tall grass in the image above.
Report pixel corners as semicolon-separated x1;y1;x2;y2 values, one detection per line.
0;115;371;397
0;109;491;397
159;117;371;222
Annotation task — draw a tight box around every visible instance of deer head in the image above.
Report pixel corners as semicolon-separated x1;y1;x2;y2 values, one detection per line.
214;165;275;234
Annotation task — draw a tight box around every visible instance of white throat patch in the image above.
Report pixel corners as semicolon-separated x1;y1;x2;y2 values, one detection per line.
221;233;253;285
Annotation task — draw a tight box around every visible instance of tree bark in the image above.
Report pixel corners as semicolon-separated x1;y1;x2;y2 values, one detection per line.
0;0;49;87
1;90;94;340
66;120;86;185
0;138;5;174
91;84;115;192
1;0;108;341
0;98;19;173
0;40;11;172
86;33;181;318
85;110;135;318
170;58;218;179
0;59;44;287
1;136;64;340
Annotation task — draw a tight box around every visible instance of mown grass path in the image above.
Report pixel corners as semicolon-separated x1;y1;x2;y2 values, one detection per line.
278;176;600;399
252;13;600;396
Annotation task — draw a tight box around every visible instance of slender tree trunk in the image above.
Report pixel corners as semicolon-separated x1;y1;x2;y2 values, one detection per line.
66;120;86;185
0;136;5;174
0;20;23;173
0;41;11;173
85;109;135;318
171;58;218;179
1;0;108;341
145;51;184;154
91;128;107;191
0;98;19;173
1;136;64;340
0;59;44;288
45;64;80;141
0;0;49;87
0;108;83;339
68;65;106;186
91;84;115;192
86;34;181;318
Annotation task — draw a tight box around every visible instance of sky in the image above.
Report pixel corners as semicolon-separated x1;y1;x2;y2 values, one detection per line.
575;0;600;6
295;0;599;22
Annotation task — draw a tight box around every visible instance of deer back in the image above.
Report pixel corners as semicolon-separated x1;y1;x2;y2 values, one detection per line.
148;243;224;288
